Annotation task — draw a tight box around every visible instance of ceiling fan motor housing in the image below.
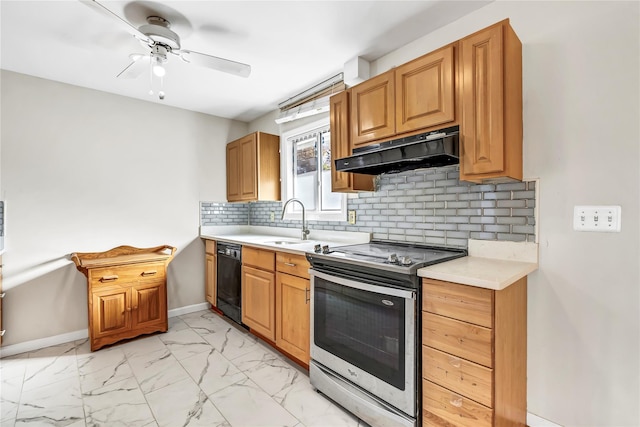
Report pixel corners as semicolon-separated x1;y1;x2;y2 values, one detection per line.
139;16;180;50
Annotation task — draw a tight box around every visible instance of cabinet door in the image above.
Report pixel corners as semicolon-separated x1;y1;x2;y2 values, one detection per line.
242;265;275;340
0;257;3;345
91;287;132;339
239;134;258;200
132;281;167;330
460;24;505;176
395;45;455;133
351;70;395;147
206;254;217;306
330;91;374;193
226;140;242;202
275;272;310;363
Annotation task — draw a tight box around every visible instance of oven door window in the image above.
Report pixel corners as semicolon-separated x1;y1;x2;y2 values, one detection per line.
314;277;405;389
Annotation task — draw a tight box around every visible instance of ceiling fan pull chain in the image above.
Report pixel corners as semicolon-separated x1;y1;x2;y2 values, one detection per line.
148;54;154;96
159;75;165;100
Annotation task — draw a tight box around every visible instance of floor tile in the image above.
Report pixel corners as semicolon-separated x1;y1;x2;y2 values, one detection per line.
127;347;192;394
232;345;305;396
119;335;167;360
83;376;155;426
209;377;299;427
158;328;212;361
145;377;230;427
273;379;360;427
179;348;247;396
16;376;85;426
202;325;262;361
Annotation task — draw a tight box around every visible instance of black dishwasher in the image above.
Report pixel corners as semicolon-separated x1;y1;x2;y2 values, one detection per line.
216;242;243;325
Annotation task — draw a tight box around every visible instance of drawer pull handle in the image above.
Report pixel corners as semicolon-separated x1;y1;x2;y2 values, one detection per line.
305;288;310;304
0;292;5;298
450;397;463;408
284;262;296;267
141;271;157;276
449;357;461;368
100;275;119;282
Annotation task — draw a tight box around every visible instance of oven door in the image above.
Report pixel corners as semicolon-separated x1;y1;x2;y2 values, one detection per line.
310;269;416;417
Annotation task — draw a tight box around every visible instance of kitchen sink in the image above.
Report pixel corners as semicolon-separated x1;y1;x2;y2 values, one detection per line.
266;239;307;245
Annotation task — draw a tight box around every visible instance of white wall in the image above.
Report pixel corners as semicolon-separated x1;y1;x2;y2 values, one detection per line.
369;2;639;425
0;70;248;345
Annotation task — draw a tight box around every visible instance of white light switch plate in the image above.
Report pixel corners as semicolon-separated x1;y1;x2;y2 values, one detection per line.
573;205;621;232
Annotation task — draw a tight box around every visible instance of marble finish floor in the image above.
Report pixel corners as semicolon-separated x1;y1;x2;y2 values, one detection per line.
0;310;367;427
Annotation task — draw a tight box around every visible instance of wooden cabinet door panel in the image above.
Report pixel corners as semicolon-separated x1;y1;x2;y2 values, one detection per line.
276;272;310;363
395;45;455;133
461;24;505;176
226;141;241;202
351;71;395;146
206;254;217;306
423;312;493;368
240;135;258;200
423;345;493;408
423;379;492;427
242;266;275;340
92;287;131;339
132;281;166;329
423;279;493;328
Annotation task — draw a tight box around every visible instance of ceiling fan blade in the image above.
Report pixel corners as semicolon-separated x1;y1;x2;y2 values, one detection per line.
116;55;149;79
79;0;152;44
179;50;251;78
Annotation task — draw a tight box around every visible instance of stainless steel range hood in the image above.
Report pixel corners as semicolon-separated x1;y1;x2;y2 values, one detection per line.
335;126;459;175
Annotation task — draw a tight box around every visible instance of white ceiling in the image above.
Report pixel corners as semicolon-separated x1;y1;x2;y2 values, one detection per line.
0;0;491;123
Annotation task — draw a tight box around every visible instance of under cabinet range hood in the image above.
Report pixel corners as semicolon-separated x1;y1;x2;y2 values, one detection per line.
335;126;459;175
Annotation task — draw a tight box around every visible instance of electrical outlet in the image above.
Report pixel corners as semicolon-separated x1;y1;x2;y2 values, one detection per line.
348;210;356;225
270;212;275;222
573;205;621;232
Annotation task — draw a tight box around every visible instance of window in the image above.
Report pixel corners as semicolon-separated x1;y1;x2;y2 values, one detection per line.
281;118;346;221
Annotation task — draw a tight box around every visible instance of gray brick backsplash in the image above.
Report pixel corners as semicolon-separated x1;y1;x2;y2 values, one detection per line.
201;165;537;248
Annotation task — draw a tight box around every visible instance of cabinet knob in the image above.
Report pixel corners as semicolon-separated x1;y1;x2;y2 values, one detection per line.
449;357;461;368
449;396;463;408
0;292;5;298
0;330;5;337
126;307;131;312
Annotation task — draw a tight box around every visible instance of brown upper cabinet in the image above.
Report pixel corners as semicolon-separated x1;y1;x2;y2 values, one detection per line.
350;70;396;147
226;132;281;202
395;44;456;134
329;91;374;193
460;19;523;182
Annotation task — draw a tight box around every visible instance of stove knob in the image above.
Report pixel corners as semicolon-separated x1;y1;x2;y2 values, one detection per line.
388;253;398;264
314;244;322;253
322;245;330;254
400;256;413;266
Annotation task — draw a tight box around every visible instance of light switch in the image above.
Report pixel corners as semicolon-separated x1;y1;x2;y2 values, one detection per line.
573;205;621;232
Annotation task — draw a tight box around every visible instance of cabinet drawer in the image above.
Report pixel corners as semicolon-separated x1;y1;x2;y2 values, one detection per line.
276;252;310;279
423;312;493;368
423;279;493;328
205;240;216;255
243;246;275;271
422;345;493;408
90;263;165;288
423;380;492;427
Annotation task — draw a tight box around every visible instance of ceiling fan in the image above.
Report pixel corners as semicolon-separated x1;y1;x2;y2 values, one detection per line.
80;0;251;98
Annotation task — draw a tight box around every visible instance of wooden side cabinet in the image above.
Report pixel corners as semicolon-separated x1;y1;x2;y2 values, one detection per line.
205;240;217;307
0;255;4;345
72;245;175;351
226;132;281;202
460;19;523;183
241;246;276;340
421;277;527;427
329;91;374;193
275;252;311;365
395;44;456;134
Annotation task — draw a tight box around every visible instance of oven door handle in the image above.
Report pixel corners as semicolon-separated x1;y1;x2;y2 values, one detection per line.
310;270;416;300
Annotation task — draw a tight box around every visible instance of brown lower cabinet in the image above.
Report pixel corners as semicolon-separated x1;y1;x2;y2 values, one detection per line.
72;245;175;351
241;245;310;365
422;277;527;427
205;240;217;306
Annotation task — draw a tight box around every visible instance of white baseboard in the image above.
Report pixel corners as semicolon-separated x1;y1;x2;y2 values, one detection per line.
0;302;212;358
528;412;563;426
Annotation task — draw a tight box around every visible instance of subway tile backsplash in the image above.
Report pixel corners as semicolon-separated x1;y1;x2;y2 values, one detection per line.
201;166;536;248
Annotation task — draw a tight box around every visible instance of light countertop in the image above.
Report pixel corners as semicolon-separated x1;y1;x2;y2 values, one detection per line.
418;240;538;290
200;225;370;255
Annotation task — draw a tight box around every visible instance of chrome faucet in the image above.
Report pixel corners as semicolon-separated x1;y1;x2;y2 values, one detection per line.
281;198;310;240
